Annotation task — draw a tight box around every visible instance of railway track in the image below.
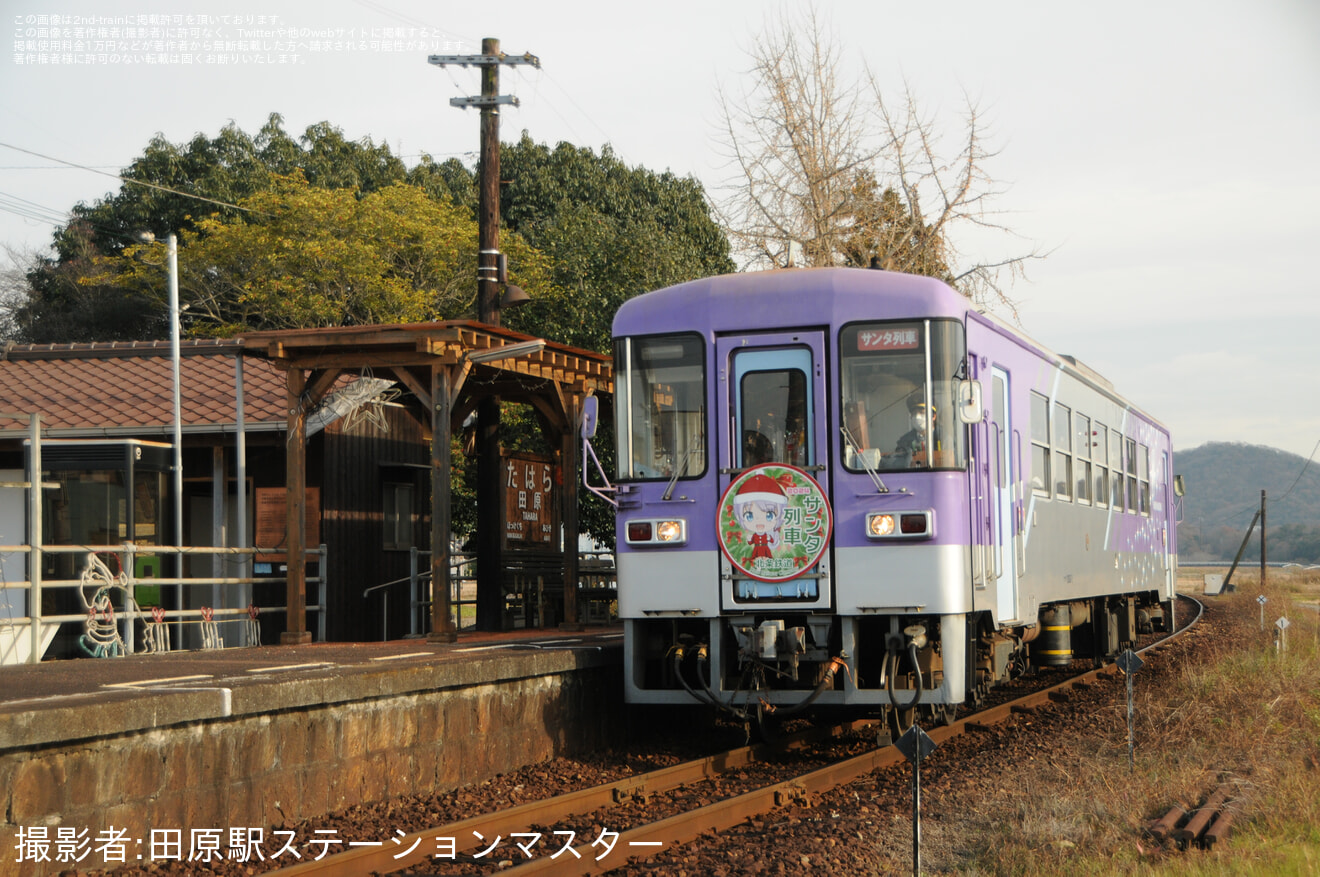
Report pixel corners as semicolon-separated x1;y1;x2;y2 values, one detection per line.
271;595;1204;877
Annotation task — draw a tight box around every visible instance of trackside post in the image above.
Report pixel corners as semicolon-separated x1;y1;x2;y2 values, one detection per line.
1117;649;1143;773
896;723;937;876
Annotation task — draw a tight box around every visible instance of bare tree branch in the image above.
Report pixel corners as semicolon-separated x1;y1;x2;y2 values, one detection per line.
714;7;877;269
714;6;1045;317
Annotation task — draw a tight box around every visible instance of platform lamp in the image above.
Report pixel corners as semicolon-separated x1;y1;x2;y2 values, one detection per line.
494;252;531;311
137;230;185;646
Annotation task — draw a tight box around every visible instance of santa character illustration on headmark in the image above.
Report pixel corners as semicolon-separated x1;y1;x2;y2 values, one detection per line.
732;472;789;562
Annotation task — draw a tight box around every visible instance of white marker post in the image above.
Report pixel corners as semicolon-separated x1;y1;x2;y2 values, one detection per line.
1275;616;1290;654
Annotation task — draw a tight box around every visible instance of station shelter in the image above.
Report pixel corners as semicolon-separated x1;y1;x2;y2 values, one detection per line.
0;323;611;660
235;320;613;643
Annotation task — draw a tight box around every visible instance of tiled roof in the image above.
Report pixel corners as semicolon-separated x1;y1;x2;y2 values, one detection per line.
0;340;288;436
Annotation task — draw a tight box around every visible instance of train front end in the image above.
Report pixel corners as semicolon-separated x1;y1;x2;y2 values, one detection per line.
609;269;981;722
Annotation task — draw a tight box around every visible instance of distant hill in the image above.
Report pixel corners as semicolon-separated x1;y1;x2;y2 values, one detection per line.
1175;442;1320;562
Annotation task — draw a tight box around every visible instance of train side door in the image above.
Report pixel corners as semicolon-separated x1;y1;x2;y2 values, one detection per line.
715;331;832;611
990;366;1021;622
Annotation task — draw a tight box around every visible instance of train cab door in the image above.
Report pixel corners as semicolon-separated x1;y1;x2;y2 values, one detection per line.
715;331;832;611
989;366;1021;623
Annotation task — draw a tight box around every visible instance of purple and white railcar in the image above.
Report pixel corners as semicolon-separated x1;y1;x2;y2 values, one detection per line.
606;267;1177;723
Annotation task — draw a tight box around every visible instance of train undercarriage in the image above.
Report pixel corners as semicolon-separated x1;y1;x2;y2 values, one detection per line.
629;591;1171;734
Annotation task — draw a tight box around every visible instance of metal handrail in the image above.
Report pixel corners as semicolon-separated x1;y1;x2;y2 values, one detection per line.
362;549;473;641
359;549;616;641
0;542;328;664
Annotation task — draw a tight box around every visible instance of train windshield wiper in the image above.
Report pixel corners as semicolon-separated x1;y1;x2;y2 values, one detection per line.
663;434;701;500
840;425;888;493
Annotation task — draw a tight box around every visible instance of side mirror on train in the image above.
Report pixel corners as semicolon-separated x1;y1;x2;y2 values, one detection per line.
956;379;984;424
1174;474;1185;497
581;394;599;439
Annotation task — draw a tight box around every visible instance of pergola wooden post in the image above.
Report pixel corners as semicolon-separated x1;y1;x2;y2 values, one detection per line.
559;390;582;630
281;366;309;644
278;361;343;645
429;363;457;641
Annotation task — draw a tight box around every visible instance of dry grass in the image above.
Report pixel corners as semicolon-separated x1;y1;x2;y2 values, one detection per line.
950;569;1320;875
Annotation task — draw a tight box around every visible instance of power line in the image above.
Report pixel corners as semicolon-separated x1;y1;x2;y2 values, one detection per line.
0;164;124;171
0;141;258;216
533;67;616;148
1274;438;1320;505
1212;440;1320;529
350;0;474;45
0;190;70;226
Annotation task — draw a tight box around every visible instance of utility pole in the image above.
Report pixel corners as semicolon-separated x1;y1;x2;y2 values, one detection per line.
430;39;539;324
430;39;540;631
1260;489;1267;588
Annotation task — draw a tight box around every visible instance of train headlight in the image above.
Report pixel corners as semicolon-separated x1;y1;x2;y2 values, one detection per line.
865;510;934;540
868;514;896;537
655;520;685;543
625;518;687;546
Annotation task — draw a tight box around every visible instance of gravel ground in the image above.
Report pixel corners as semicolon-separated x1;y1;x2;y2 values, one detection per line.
63;602;1211;877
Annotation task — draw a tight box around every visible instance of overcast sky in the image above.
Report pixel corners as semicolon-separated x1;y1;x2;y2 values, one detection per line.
3;0;1317;462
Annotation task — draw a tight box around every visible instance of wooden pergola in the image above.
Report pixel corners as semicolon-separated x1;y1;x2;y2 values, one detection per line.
237;321;613;643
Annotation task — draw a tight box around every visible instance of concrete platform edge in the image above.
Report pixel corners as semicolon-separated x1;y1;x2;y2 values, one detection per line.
0;645;616;752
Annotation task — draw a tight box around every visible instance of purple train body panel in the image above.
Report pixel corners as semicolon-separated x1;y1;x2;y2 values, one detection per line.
605;268;1177;718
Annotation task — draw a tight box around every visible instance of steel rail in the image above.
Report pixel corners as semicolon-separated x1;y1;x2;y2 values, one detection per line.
500;595;1205;876
266;720;866;876
272;595;1202;877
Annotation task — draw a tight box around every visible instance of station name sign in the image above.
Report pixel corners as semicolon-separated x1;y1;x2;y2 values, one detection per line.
503;453;557;545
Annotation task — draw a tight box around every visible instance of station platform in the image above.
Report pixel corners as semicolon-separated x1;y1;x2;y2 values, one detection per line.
0;625;623;751
1;626;625;877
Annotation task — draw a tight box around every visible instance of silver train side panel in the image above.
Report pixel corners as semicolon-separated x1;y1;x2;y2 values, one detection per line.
616;550;720;617
833;544;973;615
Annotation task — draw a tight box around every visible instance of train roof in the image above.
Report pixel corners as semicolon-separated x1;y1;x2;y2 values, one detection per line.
613;267;969;336
614;268;1167;433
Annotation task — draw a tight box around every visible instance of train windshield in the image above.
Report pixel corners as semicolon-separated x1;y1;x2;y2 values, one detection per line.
839;319;967;471
614;333;706;480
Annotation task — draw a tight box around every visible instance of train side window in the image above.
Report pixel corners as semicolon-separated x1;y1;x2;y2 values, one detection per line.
614;333;707;481
839;320;966;471
1075;414;1092;504
1093;422;1108;509
1110;429;1124;510
1162;450;1170;513
1139;444;1151;515
1053;402;1072;501
1030;391;1050;496
1125;436;1139;514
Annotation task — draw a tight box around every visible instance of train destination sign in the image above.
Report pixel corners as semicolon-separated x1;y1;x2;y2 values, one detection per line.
717;463;833;582
856;325;920;351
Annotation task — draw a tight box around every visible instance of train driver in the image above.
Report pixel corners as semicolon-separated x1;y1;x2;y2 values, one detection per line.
893;393;941;467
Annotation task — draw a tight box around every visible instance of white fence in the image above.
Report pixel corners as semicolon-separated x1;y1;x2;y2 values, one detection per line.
0;541;327;664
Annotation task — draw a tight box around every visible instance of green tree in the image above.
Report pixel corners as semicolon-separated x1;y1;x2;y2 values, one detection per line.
10;123;734;551
405;154;478;216
82;173;556;336
486;136;733;549
10;115;433;342
9;219;164;343
496;134;735;352
71;114;409;252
